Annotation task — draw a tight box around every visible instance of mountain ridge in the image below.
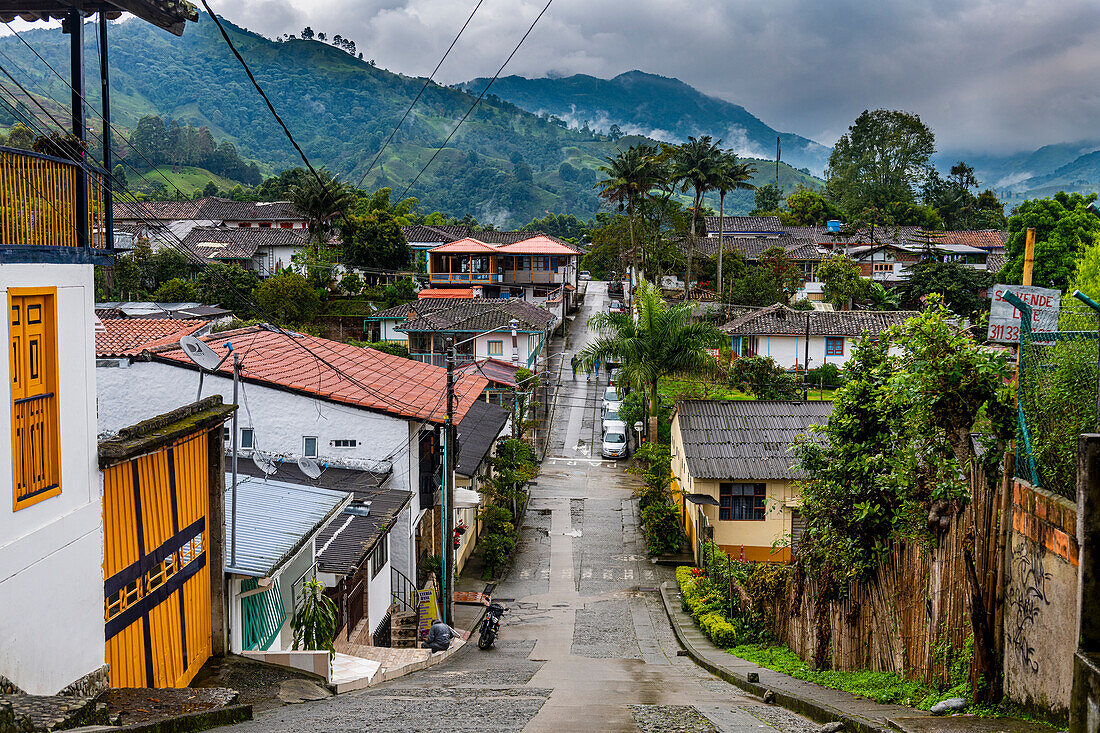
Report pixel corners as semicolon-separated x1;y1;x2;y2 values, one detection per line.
457;69;832;174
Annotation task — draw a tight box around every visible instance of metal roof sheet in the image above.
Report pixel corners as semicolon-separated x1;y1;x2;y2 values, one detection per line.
225;474;350;577
675;400;834;480
455;400;510;477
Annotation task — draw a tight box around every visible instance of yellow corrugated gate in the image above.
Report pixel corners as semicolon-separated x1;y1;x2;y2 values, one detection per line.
103;431;211;688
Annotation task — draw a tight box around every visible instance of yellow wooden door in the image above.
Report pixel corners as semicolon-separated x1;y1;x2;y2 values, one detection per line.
103;431;212;688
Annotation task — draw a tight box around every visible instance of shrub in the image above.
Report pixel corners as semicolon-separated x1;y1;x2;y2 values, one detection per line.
640;501;684;555
367;341;409;359
699;612;739;648
806;363;844;390
478;504;516;578
339;272;363;295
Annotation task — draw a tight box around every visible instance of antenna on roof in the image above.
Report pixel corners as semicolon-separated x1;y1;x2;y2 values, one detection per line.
179;334;232;401
298;456;325;480
252;452;278;476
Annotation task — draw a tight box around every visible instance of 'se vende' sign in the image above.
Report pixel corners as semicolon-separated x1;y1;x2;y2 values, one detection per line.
988;284;1061;344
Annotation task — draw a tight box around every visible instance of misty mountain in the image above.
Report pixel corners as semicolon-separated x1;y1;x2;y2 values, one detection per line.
457;70;832;175
936;141;1100;205
0;18;826;225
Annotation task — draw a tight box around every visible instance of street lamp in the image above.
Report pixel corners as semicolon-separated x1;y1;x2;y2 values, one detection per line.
633;420;644;449
440;319;520;626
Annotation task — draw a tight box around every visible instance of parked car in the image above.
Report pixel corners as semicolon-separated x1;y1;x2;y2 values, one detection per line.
603;409;627;436
602;386;622;414
602;429;629;459
608;366;623;386
608;300;626;315
579;270;591;281
608;283;624;299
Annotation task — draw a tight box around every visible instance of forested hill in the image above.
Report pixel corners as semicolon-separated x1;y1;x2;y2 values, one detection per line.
0;16;817;225
457;71;833;175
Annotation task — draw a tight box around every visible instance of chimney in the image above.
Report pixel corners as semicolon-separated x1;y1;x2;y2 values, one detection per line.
472;285;483;299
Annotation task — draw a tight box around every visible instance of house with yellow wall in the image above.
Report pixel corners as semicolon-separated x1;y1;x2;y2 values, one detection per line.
670;400;832;564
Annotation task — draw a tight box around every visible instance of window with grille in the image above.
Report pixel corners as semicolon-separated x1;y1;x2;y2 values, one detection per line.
10;288;61;511
333;439;356;448
718;483;765;521
371;537;388;578
487;340;503;356
873;262;893;272
825;337;844;356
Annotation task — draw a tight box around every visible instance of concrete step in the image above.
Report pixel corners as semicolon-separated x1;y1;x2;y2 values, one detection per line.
0;694;109;732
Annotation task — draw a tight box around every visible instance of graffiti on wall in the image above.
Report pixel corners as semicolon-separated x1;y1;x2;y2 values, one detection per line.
1006;540;1053;675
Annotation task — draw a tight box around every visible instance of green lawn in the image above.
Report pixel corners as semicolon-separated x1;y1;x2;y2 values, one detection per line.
130;166;244;196
658;377;836;404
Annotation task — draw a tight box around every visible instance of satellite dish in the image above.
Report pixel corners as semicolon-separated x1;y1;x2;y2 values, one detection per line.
252;452;277;476
298;456;324;480
179;335;224;371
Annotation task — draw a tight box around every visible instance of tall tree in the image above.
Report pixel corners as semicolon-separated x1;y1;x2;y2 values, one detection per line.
579;281;725;438
1000;192;1100;290
712;151;756;297
825;109;935;216
597;144;660;286
671;135;722;298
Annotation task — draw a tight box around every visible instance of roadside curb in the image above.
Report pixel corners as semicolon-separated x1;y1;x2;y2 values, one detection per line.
658;581;893;733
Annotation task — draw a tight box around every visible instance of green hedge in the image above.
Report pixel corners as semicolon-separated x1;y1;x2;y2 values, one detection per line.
677;566;741;648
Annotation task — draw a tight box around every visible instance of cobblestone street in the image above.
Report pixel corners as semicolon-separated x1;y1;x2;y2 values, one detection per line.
226;284;817;732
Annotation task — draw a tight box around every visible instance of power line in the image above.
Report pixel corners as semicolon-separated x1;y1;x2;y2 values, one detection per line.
399;0;554;200
195;1;332;198
352;0;486;191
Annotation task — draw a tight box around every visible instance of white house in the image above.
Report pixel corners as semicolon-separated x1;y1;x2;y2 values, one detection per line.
95;324;488;592
723;304;916;370
396;298;557;370
1;262;106;696
225;473;349;655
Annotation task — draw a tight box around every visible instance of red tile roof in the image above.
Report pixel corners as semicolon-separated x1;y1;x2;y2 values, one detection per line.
455;358;522;388
430;238;499;254
497;235;579;255
96;318;209;357
153;326;488;424
937;230;1007;250
418;288;475;299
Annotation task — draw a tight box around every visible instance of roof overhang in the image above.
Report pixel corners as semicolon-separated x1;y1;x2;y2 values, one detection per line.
684;493;720;506
1;0;199;35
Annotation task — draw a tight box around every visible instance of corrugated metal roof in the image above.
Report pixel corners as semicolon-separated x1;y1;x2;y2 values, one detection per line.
225;474;350;577
675;400;834;480
455;400;510;477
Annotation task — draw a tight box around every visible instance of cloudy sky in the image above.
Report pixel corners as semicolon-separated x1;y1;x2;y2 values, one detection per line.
11;0;1097;153
213;0;1100;154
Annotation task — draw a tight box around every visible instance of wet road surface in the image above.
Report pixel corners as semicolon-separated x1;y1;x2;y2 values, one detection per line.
227;282;816;732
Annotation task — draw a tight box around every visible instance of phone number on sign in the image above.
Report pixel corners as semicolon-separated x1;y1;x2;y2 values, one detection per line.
988;323;1020;342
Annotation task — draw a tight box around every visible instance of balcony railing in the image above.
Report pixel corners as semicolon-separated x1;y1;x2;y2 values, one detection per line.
429;272;502;285
1;146;107;249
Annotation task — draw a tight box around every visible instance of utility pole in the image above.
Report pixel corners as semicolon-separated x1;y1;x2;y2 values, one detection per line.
230;353;240;567
442;338;455;626
64;10;88;250
99;12;113;251
775;136;781;194
1023;228;1036;287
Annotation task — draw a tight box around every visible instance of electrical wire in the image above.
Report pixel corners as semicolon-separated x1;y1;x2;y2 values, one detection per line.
398;0;554;200
352;0;486;190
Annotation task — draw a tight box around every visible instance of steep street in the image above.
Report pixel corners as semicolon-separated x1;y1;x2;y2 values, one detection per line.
227;286;817;732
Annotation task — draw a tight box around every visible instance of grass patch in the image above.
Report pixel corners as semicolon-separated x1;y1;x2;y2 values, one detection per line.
658;377;836;403
729;643;943;708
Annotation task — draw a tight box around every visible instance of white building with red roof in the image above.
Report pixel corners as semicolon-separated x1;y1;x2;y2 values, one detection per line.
95;324;488;587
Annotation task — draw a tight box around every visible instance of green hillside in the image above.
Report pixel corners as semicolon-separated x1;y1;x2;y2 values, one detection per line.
458;71;832;174
0;17;821;225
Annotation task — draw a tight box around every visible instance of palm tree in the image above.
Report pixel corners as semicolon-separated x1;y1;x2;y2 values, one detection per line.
597;145;659;286
712;152;756;298
670;136;722;298
289;168;356;248
579;281;725;439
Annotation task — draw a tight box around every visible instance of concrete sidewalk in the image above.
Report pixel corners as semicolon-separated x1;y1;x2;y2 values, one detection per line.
659;581;1054;733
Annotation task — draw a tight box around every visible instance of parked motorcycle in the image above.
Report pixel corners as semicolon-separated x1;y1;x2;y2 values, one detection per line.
477;601;508;649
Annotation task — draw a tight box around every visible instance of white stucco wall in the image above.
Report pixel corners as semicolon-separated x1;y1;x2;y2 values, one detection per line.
737;334;854;370
0;263;104;694
367;537;392;638
97;361;410;482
